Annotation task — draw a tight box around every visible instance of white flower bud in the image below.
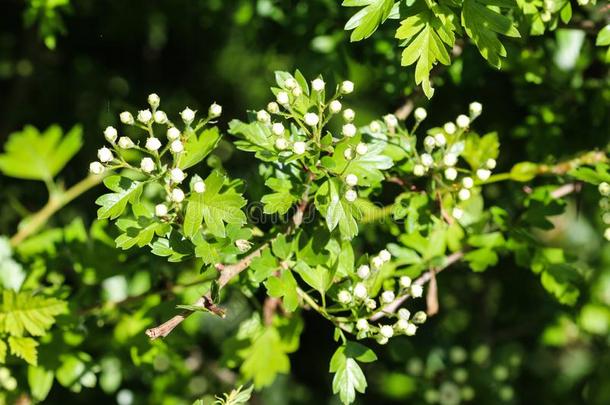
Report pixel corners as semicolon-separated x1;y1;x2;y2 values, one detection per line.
404;322;417;336
166;127;180;141
343;108;355;122
271;122;285;135
456;114;470;128
140;157;155;173
398;308;411;320
381;290;395;304
603;212;610;225
414;107;427;121
209;102;222;117
293;141;306;155
89;161;104;175
458;188;471;201
444;153;458;166
343;147;354;160
599;182;610;196
384;114;398;128
452;207;464;219
353;283;368;300
276;91;289;105
379;325;394;338
170;140;184;153
170;168;186;183
345;189;357;202
194;181;206;193
275;137;289;150
120;111;134;125
284;78;297;89
341;80;354;94
421;153;434;167
104;126;118;143
257;110;271;123
379;249;391;262
304;113;319;126
97;147;113;163
412;311;427;324
171;188;185;202
444;122;456;135
356;319;369;331
399;276;412;289
445;167;458;181
356;143;368;155
462;177;474;189
476;168;491;181
342;123;357;137
155;203;168;217
137;109;152;123
424;136;436;150
413;164;426;177
469;102;483;116
329;100;342;113
337;290;352;304
267;101;279;113
180;107;196;125
366;298;377;310
357;265;370;279
434;133;446;146
486;158;497;169
396;319;410;333
311;78;325;92
145;137;162;151
148;93;160;108
410;284;423;298
372;256;384;269
605;228;610;241
154;111;168;124
377;336;389;345
292;86;302;97
369;121;381;133
345;174;358;187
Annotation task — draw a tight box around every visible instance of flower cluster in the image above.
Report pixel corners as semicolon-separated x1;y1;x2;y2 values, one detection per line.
89;93;221;218
599;182;610;241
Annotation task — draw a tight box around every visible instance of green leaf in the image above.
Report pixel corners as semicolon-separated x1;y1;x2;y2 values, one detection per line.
9;336;38;365
462;0;520;69
329;342;377;404
95;176;143;220
115;217;171;249
151;231;194;262
179;127;222;170
28;366;55;401
343;0;396;42
294;262;334;295
462;132;500;170
541;264;581;306
240;327;291;388
0;290;67;337
183;171;247;238
261;177;299;215
568;164;610;185
265;270;299;312
510;161;539;182
0;339;6;363
596;24;610;46
316;179;361;239
0;124;82;181
331;139;393;186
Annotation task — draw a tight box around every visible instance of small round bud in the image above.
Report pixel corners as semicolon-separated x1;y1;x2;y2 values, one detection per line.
171;188;185;203
343;147;354;160
148;93;160;108
329;100;342;113
452;207;464;219
170;168;186;183
345;174;358;187
381;290;395;304
413;164;426;177
486;158;497;169
456;114;470;128
398;308;411;320
605;228;610;241
209;102;222;117
377;336;389;345
137;109;153;124
462;177;474;189
369;121;381;133
603;212;610;225
341;80;354;94
154;110;168;124
97;147;113;163
599;182;610;196
292;86;302;97
271;122;285;136
458;188;471;201
366;298;377;310
167;127;181;141
180;107;196;125
444;153;458;166
275;137;289;150
342;123;357;137
434;133;446;146
293;141;306;155
379;249;391;262
267;101;279;113
276;91;289;105
284;78;297;89
379;325;394;338
421;153;434;167
396;319;410;332
372;256;384;269
384;114;398;128
343;108;355;122
155;203;168;217
257;110;271;123
357;265;370;279
89;161;104;175
304;113;319;126
424;136;436;150
444;122;456;135
120;111;134;125
353;283;368;300
311;78;325;92
145;137;162;151
404;322;417;336
356;143;368;155
410;284;423;298
445;167;458;181
337;290;352;305
104;126;118;143
194;181;206;193
345;189;357;202
170;140;184;153
140;157;155;173
412;311;427;324
414;107;427;121
476;168;491;181
356;319;369;331
469;102;483;116
399;276;412;289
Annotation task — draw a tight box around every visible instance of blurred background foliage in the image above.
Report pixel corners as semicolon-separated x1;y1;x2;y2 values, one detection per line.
0;0;609;404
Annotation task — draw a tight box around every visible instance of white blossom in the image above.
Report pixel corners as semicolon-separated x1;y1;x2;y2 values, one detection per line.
356;143;368;155
275;137;288;150
140;157;155;173
167;127;181;140
412;311;427;324
410;284;423;298
171;188;185;202
414;107;427;121
486;158;497;169
155;203;168;217
444;122;456;135
257;110;271;123
424;136;436;150
89;161;104;175
154;110;168;124
458;188;471;201
170;168;186;183
343;147;354;160
372;255;384;269
284;78;297;89
413;164;426;177
293;141;306;155
444;153;458;166
343;108;355;122
445;167;458;181
145;137;161;151
345;189;357;202
605;228;610;241
104;126;118;143
404;322;417;336
329;100;342;113
97;147;113;163
477;168;491;181
267;101;279;113
137;109;153;123
337;290;352;304
345;174;358;187
356;319;369;331
381;290;395;304
353;283;368;300
469;101;483;116
235;239;252;252
379;249;391;262
452;207;464;219
148;93;160;108
399;276;412;289
462;177;474;189
379;325;394;338
170;140;184;153
341;80;354;94
398;308;411;320
271;122;285;136
304;112;319;126
377;336;389;345
342;123;356;137
396;319;410;333
434;133;446;146
456;114;470;128
180;107;196;125
357;265;370;279
194;181;206;193
120;111;134;125
421;153;434;167
369;121;381;133
311;78;325;92
209;102;222;117
384;114;398;128
365;298;377;310
276;91;289;105
292;86;302;97
599;182;610;196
